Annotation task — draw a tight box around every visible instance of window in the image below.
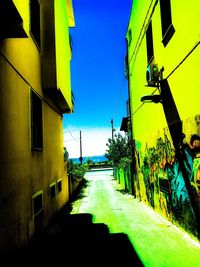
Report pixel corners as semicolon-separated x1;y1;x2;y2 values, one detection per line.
32;191;43;217
31;90;43;149
57;179;62;193
126;99;130;118
30;0;40;48
146;21;154;64
50;183;56;200
128;29;132;46
0;0;27;38
124;53;129;79
160;0;175;47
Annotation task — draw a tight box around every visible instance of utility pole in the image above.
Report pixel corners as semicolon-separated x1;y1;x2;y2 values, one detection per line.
79;130;83;164
111;118;114;140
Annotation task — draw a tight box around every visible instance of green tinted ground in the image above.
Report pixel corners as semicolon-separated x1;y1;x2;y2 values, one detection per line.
71;170;200;267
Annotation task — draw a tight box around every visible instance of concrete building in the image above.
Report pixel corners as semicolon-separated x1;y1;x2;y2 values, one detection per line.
126;0;200;239
0;0;75;254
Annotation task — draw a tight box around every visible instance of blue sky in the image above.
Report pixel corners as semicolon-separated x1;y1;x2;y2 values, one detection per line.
63;0;132;158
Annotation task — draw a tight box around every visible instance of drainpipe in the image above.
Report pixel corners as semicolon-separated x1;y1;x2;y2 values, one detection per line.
125;37;136;197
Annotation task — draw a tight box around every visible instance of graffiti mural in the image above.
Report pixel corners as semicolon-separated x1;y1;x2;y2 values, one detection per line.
165;134;200;208
140;132;175;213
135;127;200;235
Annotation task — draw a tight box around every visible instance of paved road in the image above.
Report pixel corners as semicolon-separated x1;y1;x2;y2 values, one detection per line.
12;169;200;266
71;169;200;267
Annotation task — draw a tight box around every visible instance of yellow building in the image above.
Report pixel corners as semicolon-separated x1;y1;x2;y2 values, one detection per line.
126;0;200;239
0;0;75;254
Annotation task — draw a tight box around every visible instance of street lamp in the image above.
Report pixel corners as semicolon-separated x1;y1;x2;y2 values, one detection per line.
140;94;162;103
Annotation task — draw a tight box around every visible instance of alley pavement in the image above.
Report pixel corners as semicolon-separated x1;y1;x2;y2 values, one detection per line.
70;169;200;267
11;169;200;266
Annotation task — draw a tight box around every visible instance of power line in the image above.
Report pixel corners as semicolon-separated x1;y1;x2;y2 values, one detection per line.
132;88;157;116
128;0;157;69
166;40;200;80
112;76;127;119
64;138;80;142
63;128;79;133
64;127;79;143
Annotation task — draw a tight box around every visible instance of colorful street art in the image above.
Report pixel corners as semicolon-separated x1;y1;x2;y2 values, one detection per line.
134;127;200;236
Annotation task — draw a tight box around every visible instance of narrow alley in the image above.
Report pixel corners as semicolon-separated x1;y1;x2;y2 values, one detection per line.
15;169;200;267
1;1;200;265
70;169;200;267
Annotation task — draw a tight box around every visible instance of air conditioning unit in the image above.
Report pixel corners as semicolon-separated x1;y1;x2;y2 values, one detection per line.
146;63;160;85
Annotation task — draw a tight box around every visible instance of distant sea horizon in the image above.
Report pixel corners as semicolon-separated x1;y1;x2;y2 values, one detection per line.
69;154;109;164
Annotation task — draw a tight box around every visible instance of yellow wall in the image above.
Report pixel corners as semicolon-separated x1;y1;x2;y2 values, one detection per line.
0;57;31;250
127;0;200;238
40;0;74;113
128;0;200;144
1;0;42;94
0;0;74;254
55;0;73;111
66;0;75;27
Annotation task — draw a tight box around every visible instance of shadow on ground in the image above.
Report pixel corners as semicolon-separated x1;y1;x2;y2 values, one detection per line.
16;213;144;267
12;179;144;266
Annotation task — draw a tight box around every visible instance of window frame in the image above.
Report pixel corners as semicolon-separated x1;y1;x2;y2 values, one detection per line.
31;90;43;150
32;190;43;217
146;20;154;65
128;29;132;46
57;179;62;194
49;182;56;200
159;0;175;47
30;0;41;48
